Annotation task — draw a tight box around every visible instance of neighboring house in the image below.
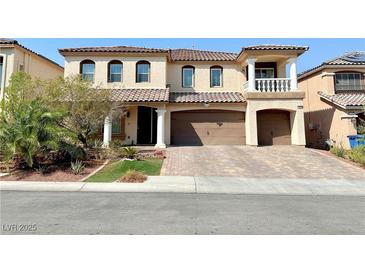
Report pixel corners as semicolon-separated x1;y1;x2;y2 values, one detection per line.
298;52;365;149
0;39;64;100
59;44;308;148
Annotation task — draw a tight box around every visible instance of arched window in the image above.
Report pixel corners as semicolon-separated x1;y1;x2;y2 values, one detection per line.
136;61;150;83
80;60;95;82
210;65;223;87
182;65;195;88
108;60;123;83
335;71;363;91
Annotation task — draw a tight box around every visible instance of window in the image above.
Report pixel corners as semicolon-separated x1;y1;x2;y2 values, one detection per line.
335;72;362;91
112;116;121;135
210;66;222;87
255;68;275;79
80;60;95;82
0;56;3;87
136;61;150;83
182;66;194;88
108;60;123;83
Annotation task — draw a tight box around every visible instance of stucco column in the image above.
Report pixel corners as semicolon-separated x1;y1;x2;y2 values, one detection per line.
245;104;258;146
247;58;257;91
288;57;298;91
155;109;166;148
290;109;306;146
103;113;112;147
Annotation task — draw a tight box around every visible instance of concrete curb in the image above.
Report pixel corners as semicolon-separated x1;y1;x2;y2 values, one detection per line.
1;176;364;196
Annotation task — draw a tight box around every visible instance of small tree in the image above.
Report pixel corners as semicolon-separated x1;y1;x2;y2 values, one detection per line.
0;72;68;168
45;75;113;147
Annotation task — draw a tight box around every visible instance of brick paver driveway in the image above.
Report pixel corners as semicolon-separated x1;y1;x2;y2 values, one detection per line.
160;146;365;179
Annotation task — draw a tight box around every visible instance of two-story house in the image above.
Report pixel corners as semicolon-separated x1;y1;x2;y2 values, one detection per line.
298;51;365;149
0;39;64;100
59;44;308;148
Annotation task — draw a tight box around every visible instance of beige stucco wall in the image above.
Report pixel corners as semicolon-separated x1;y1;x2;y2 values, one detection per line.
166;61;245;92
63;55;167;89
0;45;63;100
245;98;306;146
124;106;138;145
298;67;365;149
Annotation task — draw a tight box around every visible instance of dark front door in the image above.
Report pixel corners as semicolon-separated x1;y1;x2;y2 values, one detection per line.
137;106;157;144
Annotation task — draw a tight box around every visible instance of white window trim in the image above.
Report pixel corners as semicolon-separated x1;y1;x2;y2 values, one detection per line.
210;67;222;88
182;67;194;88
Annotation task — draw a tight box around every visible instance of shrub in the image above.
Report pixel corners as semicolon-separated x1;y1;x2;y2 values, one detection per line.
70;160;85;174
330;145;346;158
119;169;147;183
87;139;105;160
347;145;365;166
35;164;48;175
122;147;139;159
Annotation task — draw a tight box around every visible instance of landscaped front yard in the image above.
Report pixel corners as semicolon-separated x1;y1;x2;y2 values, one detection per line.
86;158;163;182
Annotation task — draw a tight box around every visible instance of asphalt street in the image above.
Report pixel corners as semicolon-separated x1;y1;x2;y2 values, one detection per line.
1;191;364;234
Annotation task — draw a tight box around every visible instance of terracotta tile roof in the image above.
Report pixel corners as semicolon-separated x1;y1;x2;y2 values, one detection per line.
59;45;169;54
0;38;17;44
242;44;309;51
110;88;169;102
0;38;63;69
170;49;238;61
169;92;245;103
298;51;365;79
318;91;365;109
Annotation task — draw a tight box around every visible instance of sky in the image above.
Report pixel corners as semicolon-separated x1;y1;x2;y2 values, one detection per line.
16;38;365;73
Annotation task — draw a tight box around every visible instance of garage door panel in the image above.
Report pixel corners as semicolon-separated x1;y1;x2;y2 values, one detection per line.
257;110;291;146
171;110;245;145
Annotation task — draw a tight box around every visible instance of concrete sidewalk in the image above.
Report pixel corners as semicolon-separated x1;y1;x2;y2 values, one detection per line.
1;176;364;196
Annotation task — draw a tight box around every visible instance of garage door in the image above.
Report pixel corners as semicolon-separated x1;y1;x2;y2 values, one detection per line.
171;110;245;145
257;110;291;145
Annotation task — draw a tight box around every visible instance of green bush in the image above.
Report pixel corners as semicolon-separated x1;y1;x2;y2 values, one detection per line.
122;147;139;159
347;145;365;166
330;145;346;158
70;160;85;174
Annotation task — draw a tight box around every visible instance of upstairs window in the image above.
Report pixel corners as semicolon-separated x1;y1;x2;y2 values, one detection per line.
80;60;95;82
136;61;150;83
210;66;222;87
182;65;194;88
255;68;275;79
0;56;3;87
335;72;362;91
108;60;123;83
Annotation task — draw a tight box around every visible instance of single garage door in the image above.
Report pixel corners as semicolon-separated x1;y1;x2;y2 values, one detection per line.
171;110;245;145
257;110;291;146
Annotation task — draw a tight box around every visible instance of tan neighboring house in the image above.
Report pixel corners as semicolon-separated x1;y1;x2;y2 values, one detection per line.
298;52;365;149
59;44;308;148
0;38;64;100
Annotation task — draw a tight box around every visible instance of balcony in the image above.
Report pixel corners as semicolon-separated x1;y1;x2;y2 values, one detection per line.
244;78;292;92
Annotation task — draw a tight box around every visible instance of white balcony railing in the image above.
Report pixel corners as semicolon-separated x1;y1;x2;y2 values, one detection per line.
244;78;292;92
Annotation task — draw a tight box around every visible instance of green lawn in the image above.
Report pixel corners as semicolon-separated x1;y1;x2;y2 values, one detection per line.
86;158;163;182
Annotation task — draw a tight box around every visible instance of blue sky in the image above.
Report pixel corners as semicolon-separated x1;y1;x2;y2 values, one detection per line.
16;38;365;73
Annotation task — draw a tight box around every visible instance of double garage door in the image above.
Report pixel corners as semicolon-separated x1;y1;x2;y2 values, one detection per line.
171;109;291;146
171;110;246;145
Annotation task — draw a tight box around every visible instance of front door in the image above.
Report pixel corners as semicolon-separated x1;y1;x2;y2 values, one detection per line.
137;106;157;144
